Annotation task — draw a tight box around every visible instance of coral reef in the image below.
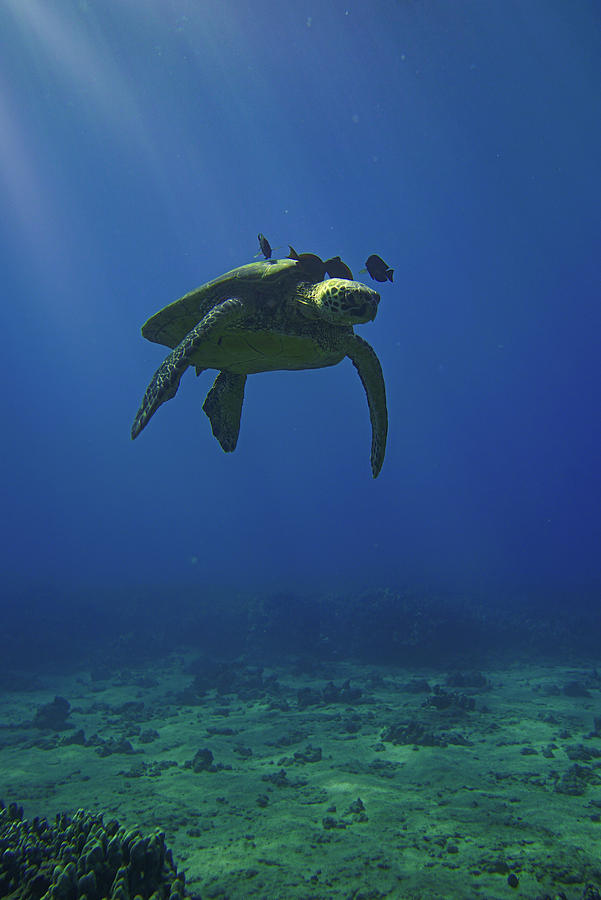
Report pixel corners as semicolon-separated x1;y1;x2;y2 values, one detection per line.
0;801;189;900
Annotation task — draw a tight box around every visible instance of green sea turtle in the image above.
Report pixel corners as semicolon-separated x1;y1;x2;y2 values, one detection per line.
131;256;388;477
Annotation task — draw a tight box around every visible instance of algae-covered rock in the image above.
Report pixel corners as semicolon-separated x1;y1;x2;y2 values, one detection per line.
33;696;71;730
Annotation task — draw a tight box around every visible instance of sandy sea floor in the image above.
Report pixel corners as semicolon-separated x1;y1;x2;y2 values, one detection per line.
2;653;601;899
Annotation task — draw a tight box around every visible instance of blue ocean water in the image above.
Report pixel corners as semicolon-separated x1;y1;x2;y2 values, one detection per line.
3;5;601;898
1;1;600;611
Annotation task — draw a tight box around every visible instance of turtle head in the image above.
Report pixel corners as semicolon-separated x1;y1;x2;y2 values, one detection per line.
297;278;380;325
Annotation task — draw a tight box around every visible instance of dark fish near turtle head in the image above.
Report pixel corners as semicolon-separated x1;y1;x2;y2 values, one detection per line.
286;246;327;280
365;254;393;283
324;256;353;280
296;252;327;281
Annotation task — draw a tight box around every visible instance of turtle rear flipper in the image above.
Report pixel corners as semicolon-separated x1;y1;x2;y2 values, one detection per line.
345;334;388;478
131;297;246;439
203;372;247;452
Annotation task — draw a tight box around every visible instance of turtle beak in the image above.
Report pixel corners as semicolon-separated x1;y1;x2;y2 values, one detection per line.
366;292;380;321
354;300;378;323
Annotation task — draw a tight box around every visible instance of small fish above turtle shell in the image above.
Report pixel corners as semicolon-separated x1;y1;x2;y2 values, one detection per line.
257;233;272;258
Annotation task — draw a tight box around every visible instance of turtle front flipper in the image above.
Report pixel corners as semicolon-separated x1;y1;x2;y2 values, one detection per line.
131;297;246;439
344;334;388;478
202;372;247;452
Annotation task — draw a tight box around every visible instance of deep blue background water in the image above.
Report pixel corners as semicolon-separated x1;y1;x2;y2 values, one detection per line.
2;1;600;608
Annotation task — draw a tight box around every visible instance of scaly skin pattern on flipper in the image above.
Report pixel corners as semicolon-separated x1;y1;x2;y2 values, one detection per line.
131;298;246;439
344;333;388;477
